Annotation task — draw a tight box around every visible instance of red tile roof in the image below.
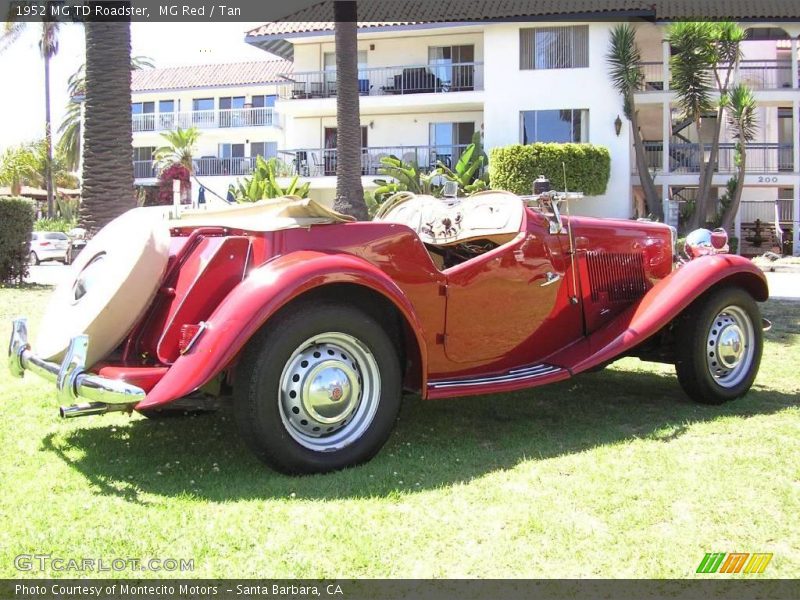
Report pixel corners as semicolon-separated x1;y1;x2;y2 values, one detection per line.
131;60;293;92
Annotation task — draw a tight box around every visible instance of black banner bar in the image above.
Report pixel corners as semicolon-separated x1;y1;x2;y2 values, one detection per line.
2;579;800;600
2;0;800;24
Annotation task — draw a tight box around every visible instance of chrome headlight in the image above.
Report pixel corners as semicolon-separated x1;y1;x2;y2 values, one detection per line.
684;228;729;260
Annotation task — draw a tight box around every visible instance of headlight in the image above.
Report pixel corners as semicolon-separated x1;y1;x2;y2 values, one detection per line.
684;228;729;260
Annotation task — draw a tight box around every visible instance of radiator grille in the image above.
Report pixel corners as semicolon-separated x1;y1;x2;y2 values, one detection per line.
585;251;649;303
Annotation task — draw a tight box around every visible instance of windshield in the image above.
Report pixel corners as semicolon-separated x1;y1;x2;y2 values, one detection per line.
44;232;69;240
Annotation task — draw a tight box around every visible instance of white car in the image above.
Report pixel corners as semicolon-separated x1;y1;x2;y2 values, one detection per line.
29;231;69;265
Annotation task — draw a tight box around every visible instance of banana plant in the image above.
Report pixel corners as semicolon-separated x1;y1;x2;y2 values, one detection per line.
436;132;489;195
228;156;310;202
372;155;441;203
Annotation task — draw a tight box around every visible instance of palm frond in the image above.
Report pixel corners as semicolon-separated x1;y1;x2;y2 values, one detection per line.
606;24;644;119
726;83;758;143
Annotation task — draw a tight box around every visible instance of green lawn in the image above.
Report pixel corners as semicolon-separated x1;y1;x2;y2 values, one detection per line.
0;285;798;579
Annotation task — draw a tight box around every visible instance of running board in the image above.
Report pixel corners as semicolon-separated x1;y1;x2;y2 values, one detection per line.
427;363;568;398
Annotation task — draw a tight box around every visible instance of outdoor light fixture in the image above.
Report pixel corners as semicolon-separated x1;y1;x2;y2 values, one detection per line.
614;115;623;136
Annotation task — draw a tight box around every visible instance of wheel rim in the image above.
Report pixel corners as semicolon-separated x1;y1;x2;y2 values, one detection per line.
278;332;381;452
705;305;755;388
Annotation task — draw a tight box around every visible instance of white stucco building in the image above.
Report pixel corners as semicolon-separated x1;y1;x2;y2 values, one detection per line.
129;14;800;255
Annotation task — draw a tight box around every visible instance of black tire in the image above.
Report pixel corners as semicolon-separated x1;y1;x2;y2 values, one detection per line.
674;287;763;405
29;252;39;266
234;303;402;474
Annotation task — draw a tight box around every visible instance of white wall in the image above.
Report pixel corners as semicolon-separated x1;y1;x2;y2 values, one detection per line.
482;22;633;217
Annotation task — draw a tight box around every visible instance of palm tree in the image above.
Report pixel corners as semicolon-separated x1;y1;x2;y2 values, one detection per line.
1;12;60;217
79;19;135;233
58;55;155;171
332;0;368;220
668;22;744;230
720;84;757;233
607;24;662;220
154;126;201;172
0;144;38;196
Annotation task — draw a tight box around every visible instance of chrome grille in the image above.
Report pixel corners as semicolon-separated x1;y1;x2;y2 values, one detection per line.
585;251;649;303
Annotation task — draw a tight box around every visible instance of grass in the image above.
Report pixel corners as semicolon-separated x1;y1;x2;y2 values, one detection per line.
0;284;798;579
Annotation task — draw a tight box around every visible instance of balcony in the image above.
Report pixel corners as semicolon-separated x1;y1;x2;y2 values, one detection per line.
279;63;484;100
640;142;794;173
636;60;797;92
134;156;265;179
739;199;793;224
277;144;469;176
132;107;277;133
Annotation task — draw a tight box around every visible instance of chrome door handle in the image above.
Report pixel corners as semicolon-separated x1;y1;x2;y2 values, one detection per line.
540;272;561;287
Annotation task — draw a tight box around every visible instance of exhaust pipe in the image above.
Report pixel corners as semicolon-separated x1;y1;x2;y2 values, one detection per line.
59;402;135;419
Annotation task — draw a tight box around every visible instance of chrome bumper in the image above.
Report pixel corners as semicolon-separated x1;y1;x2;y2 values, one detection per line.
7;318;144;417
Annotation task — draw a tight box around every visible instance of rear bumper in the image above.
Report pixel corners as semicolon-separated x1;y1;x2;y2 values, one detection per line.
7;318;145;416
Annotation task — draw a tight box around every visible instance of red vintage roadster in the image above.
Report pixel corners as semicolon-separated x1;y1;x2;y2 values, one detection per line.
8;189;768;474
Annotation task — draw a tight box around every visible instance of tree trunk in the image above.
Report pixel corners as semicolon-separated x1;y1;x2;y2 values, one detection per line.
80;16;135;234
43;49;55;218
688;120;708;230
629;107;662;219
720;148;746;233
694;106;725;227
332;1;367;220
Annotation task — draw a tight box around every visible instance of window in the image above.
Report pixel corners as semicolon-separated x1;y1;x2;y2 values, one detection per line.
429;122;475;168
158;100;175;129
192;98;214;111
219;143;245;158
250;142;277;159
520;26;589;70
323;51;367;96
252;95;276;108
428;45;475;90
251;95;277;125
133;147;156;177
520;109;588;143
131;101;155;131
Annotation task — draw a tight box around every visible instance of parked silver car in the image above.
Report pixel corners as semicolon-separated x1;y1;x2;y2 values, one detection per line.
29;231;69;265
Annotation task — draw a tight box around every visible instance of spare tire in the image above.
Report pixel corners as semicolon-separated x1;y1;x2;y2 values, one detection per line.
36;208;171;367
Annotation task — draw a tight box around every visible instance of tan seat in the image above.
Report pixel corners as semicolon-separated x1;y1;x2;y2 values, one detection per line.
374;190;524;246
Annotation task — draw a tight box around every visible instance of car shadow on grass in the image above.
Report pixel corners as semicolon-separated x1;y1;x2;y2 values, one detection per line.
40;367;799;504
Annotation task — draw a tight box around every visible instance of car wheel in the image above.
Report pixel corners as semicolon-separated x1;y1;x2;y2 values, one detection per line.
674;287;763;405
234;303;402;474
29;251;39;266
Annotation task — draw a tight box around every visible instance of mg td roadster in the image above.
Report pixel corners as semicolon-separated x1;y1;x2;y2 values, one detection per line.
8;186;769;474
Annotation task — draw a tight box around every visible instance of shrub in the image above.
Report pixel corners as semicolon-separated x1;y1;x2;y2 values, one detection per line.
0;196;35;284
35;217;77;232
489;143;611;196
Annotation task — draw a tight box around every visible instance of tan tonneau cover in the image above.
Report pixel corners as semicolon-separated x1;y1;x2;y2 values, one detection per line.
172;196;355;231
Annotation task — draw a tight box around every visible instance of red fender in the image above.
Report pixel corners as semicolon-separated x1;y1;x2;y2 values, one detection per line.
137;251;428;408
552;254;768;373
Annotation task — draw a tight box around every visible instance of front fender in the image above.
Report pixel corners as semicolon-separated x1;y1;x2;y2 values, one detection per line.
137;251;427;408
566;254;768;373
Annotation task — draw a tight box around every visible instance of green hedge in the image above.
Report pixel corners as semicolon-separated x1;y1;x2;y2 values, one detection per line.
0;196;35;284
489;143;611;196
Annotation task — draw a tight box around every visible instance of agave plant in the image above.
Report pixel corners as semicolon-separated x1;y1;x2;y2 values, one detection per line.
436;132;489;195
228;156;310;202
372;155;441;203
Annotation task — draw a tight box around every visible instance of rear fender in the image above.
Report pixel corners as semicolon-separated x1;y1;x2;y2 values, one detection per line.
559;254;768;374
137;251;427;408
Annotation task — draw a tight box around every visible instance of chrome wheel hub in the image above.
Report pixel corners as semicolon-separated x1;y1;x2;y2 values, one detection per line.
279;332;380;452
706;305;755;388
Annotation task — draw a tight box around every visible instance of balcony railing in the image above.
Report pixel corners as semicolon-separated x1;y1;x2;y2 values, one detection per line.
636;59;797;92
132;107;277;132
640;142;794;173
133;156;267;178
279;63;484;100
739;199;794;224
277;144;470;176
